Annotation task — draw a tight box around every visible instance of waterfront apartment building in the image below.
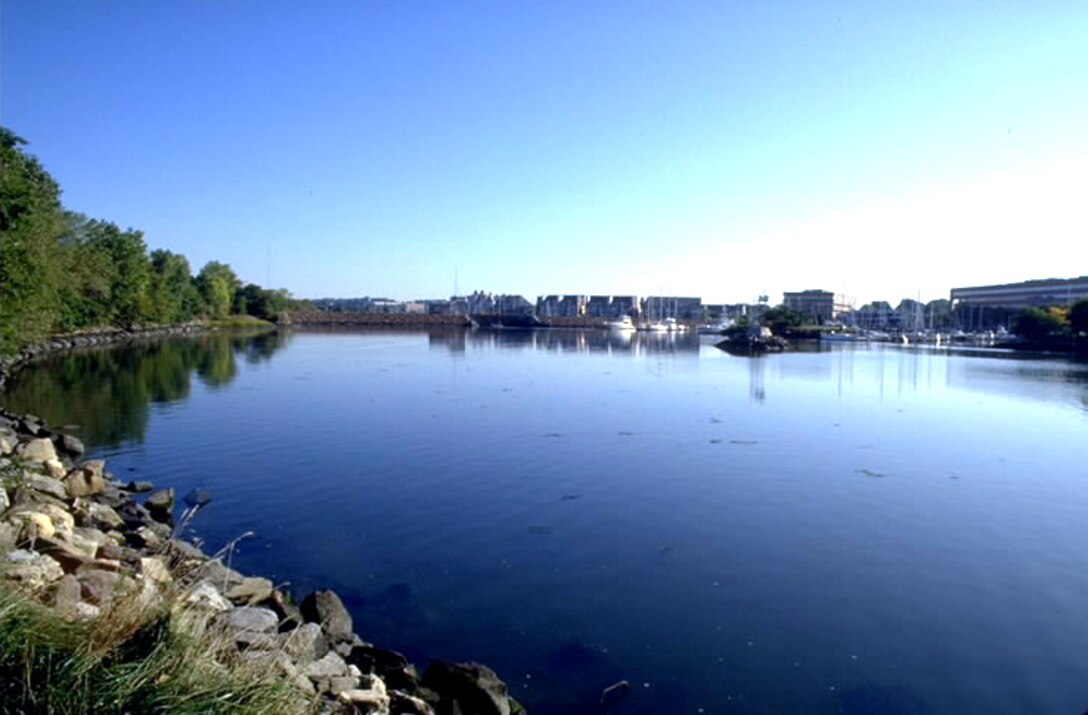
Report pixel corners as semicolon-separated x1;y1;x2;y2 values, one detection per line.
641;296;703;321
585;296;639;319
950;277;1088;309
783;290;855;323
537;295;587;318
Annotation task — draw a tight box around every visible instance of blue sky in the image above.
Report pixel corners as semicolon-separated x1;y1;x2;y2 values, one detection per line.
3;1;1086;304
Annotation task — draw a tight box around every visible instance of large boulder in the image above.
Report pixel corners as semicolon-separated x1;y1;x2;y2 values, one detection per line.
16;438;58;464
300;589;354;643
279;622;327;664
26;474;68;501
423;662;514;715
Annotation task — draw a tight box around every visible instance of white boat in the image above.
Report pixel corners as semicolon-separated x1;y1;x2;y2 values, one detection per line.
608;316;637;332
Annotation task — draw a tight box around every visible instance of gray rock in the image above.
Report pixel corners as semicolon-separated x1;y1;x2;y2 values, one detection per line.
279;622;327;665
145;488;175;518
118;502;154;528
234;630;279;651
77;569;123;605
0;430;16;456
300;589;354;643
329;675;361;695
27;474;68;500
54;573;84;616
3;550;64;589
184;580;232;612
391;690;436;715
77;501;124;530
16;438;58;464
337;677;391;714
0;484;8;513
184;488;212;508
199;560;246;591
126;480;154;493
59;434;85;456
219;606;279;634
301;650;350;680
225;576;274;604
0;521;17;551
423;662;513;715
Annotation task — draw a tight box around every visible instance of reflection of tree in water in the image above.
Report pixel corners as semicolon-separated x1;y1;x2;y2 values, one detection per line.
3;331;287;449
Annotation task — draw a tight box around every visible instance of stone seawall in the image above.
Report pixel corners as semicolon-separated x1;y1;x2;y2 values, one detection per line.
286;313;472;327
0;406;524;714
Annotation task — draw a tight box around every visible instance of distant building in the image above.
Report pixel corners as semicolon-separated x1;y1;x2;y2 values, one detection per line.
783;290;854;323
537;295;587;318
642;296;703;321
950;277;1088;309
585;295;638;319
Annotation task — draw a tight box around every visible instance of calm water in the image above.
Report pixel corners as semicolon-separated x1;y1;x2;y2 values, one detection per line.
6;329;1088;714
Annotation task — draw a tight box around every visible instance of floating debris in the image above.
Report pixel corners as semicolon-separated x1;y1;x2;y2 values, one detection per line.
600;680;630;706
856;469;887;478
559;494;582;501
543;432;565;438
730;440;758;446
617;431;635;436
709;439;723;444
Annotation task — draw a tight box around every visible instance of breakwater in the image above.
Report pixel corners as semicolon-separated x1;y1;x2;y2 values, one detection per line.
0;405;525;714
285;312;472;328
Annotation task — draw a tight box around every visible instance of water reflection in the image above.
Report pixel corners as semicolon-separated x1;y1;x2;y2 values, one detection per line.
3;330;288;447
460;328;702;355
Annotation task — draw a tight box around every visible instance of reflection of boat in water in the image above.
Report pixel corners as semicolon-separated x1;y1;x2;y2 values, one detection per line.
469;313;548;329
820;331;865;343
608;316;637;332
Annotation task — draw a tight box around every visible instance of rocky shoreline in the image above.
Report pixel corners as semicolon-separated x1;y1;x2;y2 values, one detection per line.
0;405;524;715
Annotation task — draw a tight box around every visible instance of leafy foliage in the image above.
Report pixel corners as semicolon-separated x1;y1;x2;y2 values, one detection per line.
0;128;293;354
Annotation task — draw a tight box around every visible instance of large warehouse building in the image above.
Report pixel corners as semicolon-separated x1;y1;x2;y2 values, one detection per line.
950;277;1088;309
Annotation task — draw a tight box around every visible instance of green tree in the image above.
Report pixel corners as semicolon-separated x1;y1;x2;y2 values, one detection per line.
148;249;200;323
762;304;808;333
1070;299;1088;336
0;128;66;353
195;261;240;319
82;220;152;326
1013;307;1067;342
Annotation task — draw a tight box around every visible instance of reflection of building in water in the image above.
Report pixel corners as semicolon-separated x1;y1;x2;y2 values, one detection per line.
463;328;701;355
426;327;467;353
748;354;765;403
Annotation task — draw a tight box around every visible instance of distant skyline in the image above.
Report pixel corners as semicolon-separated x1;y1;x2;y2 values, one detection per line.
3;1;1086;305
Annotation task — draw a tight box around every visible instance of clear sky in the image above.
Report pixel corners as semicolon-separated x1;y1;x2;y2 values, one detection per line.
3;1;1086;305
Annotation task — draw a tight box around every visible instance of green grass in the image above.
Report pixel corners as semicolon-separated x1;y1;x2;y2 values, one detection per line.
203;316;276;330
0;586;313;715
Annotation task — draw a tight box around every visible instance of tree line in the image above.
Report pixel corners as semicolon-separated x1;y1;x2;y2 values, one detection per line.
1;128;307;355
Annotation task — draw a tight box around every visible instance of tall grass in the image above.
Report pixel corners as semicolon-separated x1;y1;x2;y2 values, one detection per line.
0;585;313;714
